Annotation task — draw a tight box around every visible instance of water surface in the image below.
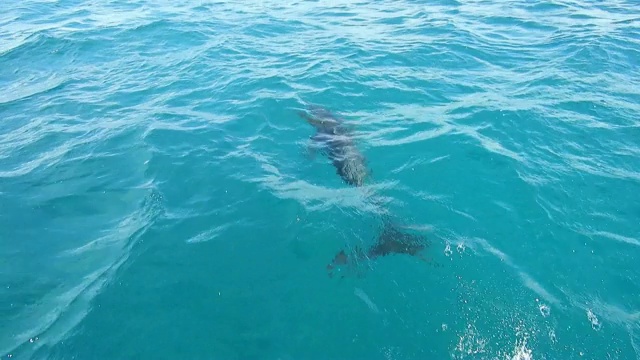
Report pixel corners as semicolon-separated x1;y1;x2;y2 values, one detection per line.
1;0;640;359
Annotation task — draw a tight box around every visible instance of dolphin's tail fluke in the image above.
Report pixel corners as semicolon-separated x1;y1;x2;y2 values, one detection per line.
325;216;431;279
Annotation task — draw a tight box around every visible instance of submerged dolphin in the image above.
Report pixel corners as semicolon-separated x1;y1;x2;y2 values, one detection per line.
325;217;432;278
297;105;431;277
298;106;370;187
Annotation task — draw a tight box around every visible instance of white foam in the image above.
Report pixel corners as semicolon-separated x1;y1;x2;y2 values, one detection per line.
539;303;551;317
354;287;379;314
453;323;488;358
587;309;602;331
509;341;533;360
185;224;230;244
444;242;453;257
470;237;561;305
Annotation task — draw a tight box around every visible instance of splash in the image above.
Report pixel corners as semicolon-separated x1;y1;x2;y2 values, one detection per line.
587;309;602;331
508;339;533;360
453;323;488;359
537;301;550;317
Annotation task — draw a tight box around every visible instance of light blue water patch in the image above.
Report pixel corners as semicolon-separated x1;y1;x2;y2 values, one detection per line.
1;0;640;359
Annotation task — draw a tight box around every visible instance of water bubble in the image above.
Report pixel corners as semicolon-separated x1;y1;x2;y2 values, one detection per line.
587;309;601;331
539;304;550;317
510;342;533;360
444;243;453;257
454;323;487;357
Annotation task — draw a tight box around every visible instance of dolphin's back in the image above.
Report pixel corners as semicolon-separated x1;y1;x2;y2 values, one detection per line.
327;137;368;187
335;155;368;187
300;106;369;187
308;105;341;122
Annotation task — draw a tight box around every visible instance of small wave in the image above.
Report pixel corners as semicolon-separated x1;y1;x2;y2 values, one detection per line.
372;125;454;147
354;287;380;314
583;230;640;247
230;146;398;214
468;237;562;305
564;154;640;182
0;32;57;57
1;189;160;358
255;175;395;214
454;125;526;164
0;141;72;179
0;75;70;107
185;224;231;244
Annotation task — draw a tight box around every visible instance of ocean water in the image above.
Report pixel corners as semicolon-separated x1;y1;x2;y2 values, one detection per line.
1;0;640;359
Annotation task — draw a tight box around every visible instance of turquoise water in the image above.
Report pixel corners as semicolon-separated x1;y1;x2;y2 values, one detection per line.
2;0;640;358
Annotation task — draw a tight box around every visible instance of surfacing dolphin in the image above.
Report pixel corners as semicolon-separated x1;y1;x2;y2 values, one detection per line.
297;105;432;278
298;106;370;187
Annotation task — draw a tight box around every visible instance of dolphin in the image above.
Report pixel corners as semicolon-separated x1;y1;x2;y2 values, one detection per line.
297;105;432;277
298;106;370;187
